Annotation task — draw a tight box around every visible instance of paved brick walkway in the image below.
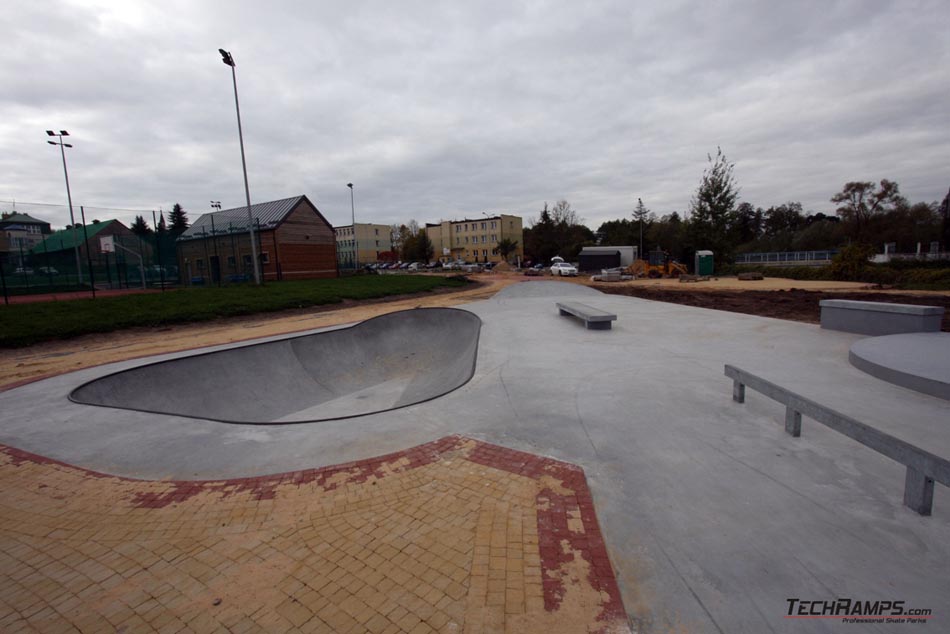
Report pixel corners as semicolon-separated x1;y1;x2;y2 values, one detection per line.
0;436;628;633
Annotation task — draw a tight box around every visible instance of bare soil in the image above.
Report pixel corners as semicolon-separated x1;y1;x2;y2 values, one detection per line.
592;284;950;331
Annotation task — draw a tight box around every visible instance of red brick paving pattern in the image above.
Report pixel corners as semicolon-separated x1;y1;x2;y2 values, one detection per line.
0;435;629;633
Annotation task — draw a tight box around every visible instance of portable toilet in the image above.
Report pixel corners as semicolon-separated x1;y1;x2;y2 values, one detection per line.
695;250;714;276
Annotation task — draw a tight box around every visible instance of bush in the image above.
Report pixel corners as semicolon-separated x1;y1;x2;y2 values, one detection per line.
830;244;876;281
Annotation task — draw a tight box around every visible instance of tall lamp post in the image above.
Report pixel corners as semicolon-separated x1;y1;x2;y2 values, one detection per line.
347;183;356;269
219;49;261;285
46;130;83;284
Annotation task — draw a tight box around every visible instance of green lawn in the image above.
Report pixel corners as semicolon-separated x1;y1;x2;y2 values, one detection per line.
0;275;469;348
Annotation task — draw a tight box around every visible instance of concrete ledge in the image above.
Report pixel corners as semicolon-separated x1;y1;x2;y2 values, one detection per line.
556;301;617;330
724;364;950;515
820;299;943;335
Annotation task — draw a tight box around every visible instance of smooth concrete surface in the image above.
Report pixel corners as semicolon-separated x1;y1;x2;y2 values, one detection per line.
2;280;950;633
69;307;481;423
849;332;950;401
820;299;944;335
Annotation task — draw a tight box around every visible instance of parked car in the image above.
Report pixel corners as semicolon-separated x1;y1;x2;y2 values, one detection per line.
551;262;578;277
14;267;34;275
524;266;543;276
408;262;423;271
37;266;58;275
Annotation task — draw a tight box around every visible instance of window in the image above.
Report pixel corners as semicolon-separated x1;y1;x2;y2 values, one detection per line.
455;225;461;233
375;228;379;236
481;222;486;230
481;235;486;243
196;259;205;271
260;252;270;264
456;237;460;245
491;234;497;242
375;240;379;246
227;256;236;267
491;221;497;229
243;254;252;268
482;249;487;257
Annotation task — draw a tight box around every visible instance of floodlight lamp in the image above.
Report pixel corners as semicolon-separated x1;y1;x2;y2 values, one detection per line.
46;130;55;136
60;130;69;136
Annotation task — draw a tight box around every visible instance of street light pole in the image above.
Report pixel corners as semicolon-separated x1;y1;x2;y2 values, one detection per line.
219;49;261;285
347;183;356;269
46;130;83;284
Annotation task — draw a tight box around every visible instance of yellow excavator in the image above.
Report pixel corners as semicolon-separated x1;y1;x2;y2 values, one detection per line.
628;249;688;278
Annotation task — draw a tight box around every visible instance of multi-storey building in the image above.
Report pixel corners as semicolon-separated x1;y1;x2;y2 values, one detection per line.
335;223;392;268
425;214;524;264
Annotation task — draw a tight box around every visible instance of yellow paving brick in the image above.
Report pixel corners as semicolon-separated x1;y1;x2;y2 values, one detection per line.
0;437;629;634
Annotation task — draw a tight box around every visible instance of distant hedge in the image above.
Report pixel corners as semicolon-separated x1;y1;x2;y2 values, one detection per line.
721;260;950;290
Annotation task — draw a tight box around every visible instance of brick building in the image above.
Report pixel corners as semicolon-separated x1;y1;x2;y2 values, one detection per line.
176;195;337;284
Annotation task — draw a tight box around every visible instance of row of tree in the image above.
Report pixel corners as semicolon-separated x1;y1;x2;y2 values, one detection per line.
130;203;189;238
523;149;950;267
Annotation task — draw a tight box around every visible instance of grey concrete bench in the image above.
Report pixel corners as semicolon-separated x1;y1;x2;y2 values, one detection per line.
724;364;950;516
556;301;617;330
820;299;943;336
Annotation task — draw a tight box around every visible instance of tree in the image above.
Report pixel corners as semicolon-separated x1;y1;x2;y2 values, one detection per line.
550;200;582;226
130;215;152;238
763;202;805;236
632;198;650;259
169;203;189;235
416;230;434;262
831;179;905;241
496;238;518;263
523;201;595;263
157;211;167;233
596;218;637;248
689;147;739;263
733;202;759;245
940;187;950;249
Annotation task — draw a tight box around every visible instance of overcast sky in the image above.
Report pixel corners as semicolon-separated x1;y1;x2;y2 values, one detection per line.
2;0;948;231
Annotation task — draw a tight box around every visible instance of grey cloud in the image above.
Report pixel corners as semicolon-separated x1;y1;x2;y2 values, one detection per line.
1;0;948;233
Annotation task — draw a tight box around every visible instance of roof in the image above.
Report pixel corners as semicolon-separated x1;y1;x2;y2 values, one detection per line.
0;213;49;226
30;220;118;254
178;196;307;241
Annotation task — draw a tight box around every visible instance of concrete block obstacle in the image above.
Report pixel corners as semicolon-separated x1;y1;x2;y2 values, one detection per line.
556;301;617;330
849;332;950;401
819;299;943;336
724;364;950;515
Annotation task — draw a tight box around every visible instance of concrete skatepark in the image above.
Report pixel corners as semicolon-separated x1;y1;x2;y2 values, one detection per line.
69;307;481;423
1;281;948;632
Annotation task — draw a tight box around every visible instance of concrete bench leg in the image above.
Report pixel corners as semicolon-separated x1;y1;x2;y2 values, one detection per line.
587;321;611;330
732;380;745;403
559;308;570;316
784;406;802;437
903;466;935;516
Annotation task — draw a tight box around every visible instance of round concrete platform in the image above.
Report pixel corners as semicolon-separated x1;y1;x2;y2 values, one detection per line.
849;332;950;401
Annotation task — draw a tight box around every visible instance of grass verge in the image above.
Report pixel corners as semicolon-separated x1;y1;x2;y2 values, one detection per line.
0;275;469;348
